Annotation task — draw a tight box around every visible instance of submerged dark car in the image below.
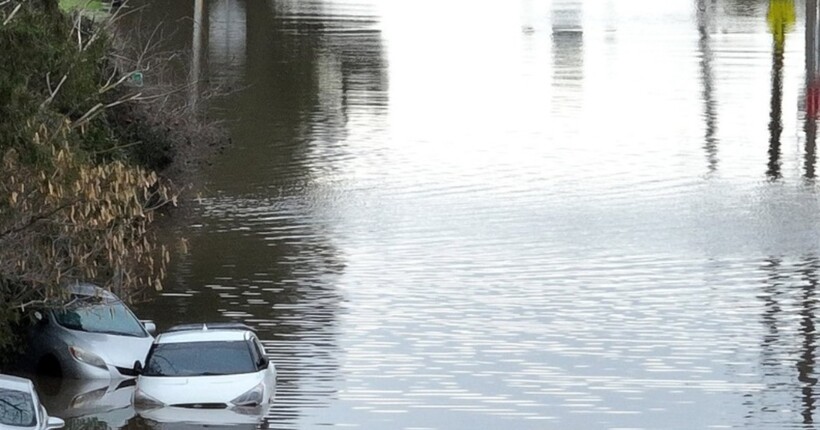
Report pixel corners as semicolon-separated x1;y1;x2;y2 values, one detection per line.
23;283;156;380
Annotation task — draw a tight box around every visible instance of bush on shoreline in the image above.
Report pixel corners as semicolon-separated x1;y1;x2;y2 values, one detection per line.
0;0;213;359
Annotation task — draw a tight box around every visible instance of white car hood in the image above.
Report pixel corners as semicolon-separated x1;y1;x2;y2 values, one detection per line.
64;329;153;369
137;372;265;406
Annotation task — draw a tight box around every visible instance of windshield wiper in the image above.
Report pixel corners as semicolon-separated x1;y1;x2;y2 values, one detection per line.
88;329;140;336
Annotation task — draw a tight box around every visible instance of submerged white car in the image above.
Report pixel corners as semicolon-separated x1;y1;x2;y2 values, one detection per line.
133;323;275;413
0;374;64;430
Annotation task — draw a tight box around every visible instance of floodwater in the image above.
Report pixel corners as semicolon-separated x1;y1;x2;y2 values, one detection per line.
35;0;820;429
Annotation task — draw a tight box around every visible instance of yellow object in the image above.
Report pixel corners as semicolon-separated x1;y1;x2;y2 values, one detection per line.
768;0;796;47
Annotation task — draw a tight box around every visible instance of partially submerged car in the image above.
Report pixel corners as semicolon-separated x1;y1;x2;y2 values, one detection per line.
134;323;276;413
23;283;156;380
0;374;64;430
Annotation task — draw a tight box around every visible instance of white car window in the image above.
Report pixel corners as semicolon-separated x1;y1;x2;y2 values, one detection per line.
0;388;36;427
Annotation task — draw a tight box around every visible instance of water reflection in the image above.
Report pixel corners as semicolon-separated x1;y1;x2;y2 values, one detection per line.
759;256;820;426
806;0;820;179
110;0;820;428
126;1;388;427
725;0;770;17
33;377;135;430
191;0;203;109
797;257;819;425
208;0;247;85
135;195;346;430
138;404;270;429
698;0;719;175
767;0;795;180
199;0;388;192
551;0;583;118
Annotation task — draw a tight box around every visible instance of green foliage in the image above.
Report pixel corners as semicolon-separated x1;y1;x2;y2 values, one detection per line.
0;2;101;149
108;101;175;171
0;302;23;368
59;0;105;12
1;0;128;163
0;1;176;359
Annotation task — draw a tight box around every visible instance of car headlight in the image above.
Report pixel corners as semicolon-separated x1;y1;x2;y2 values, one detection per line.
230;382;265;407
134;388;165;409
68;346;107;370
70;387;107;409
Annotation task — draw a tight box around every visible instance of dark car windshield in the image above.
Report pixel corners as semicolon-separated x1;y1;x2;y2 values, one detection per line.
53;297;146;337
0;388;36;427
143;341;256;377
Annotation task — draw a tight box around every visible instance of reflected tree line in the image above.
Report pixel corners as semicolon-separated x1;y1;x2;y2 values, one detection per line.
118;0;389;429
159;1;388;427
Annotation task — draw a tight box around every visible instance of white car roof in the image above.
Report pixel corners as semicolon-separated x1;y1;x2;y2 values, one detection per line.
0;374;34;392
156;329;252;344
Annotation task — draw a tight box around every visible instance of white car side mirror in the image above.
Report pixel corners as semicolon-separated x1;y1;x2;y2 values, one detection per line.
46;416;65;429
141;320;157;335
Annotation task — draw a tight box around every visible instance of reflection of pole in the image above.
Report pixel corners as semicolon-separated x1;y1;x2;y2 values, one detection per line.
768;39;784;180
698;0;718;175
767;0;795;180
806;0;819;179
797;257;819;425
809;0;820;77
551;0;584;116
760;258;783;364
191;0;204;111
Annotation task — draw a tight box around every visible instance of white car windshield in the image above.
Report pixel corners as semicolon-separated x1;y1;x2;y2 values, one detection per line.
53;297;147;337
143;341;256;377
0;388;36;427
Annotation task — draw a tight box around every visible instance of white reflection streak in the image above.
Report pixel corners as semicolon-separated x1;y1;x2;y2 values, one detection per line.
551;0;583;33
209;0;247;84
191;0;204;109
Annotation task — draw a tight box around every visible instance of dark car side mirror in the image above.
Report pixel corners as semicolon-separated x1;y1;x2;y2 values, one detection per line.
133;360;143;375
258;356;270;369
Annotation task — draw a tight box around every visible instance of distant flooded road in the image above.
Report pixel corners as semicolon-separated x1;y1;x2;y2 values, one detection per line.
39;0;820;429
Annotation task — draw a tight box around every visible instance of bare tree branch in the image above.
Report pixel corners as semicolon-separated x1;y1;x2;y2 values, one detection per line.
40;73;69;109
2;2;21;26
0;201;75;240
